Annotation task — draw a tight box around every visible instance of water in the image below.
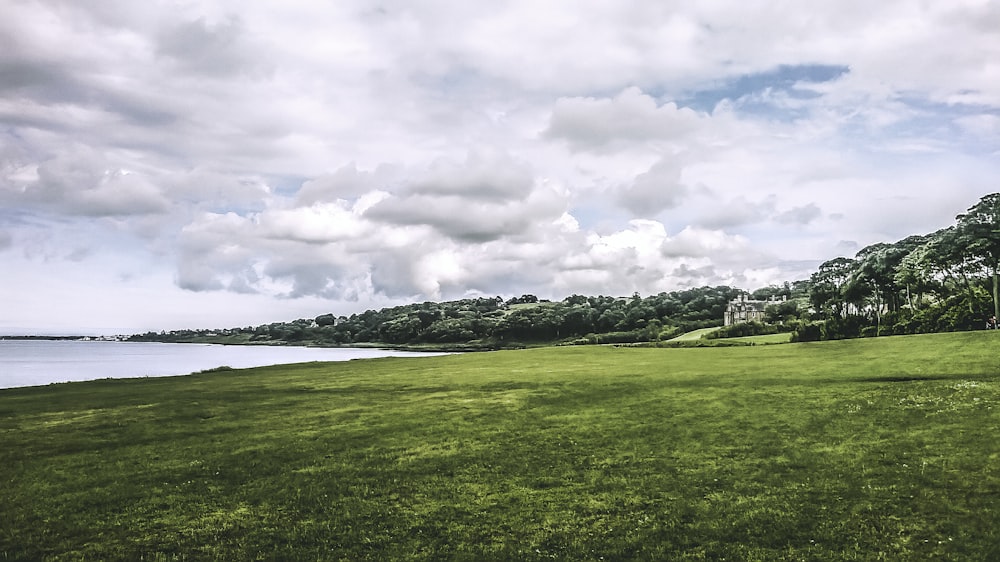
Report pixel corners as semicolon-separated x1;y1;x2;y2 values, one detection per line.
0;340;448;389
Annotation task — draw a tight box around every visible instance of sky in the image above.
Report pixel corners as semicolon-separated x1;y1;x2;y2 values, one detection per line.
2;1;1000;335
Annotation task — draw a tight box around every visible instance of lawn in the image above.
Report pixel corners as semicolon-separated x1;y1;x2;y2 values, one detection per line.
2;332;999;560
728;332;794;345
666;327;719;341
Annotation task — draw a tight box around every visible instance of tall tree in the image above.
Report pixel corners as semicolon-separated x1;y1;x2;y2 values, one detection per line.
956;193;1000;321
809;257;857;318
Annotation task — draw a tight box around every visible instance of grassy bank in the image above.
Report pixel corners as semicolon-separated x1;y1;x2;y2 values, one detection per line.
2;332;999;560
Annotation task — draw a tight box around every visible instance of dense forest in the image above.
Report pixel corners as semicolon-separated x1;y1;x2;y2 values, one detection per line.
129;285;805;350
130;193;1000;349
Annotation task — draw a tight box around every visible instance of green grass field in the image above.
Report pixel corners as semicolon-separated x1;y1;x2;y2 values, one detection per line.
2;332;1000;560
666;327;719;341
729;332;794;345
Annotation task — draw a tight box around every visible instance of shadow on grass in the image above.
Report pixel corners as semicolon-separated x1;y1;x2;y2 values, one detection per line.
853;374;954;383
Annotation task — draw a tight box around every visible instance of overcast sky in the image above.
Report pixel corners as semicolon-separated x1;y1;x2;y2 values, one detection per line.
2;1;999;334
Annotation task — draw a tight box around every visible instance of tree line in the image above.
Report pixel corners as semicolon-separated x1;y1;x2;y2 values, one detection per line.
130;286;797;349
130;193;1000;348
796;193;1000;340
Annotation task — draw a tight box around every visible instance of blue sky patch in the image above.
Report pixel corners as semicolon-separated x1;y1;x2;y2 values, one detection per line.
683;64;850;113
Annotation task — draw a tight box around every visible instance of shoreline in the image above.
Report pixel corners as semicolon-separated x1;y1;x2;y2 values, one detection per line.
0;335;489;353
0;340;453;391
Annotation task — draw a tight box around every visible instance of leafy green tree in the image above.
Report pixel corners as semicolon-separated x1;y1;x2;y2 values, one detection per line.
809;257;857;318
895;239;937;309
764;300;800;324
563;306;597;336
956;193;1000;321
847;238;919;333
315;313;337;326
916;227;980;309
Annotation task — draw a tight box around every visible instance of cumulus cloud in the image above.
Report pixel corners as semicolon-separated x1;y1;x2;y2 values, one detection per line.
177;207;377;299
365;189;565;243
3;148;170;217
411;149;535;201
295;163;396;206
260;201;371;244
661;226;750;259
363;151;569;242
545;87;705;152
618;157;688;217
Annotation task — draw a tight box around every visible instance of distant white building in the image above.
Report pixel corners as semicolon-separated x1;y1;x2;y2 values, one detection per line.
724;294;785;326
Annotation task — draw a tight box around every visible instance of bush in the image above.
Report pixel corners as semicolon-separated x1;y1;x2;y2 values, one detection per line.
593;331;647;344
820;315;868;340
706;322;777;339
790;322;822;342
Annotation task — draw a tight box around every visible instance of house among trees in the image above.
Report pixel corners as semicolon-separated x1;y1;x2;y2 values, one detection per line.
724;293;779;326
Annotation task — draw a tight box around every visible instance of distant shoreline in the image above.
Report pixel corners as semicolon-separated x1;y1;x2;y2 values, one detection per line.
0;335;482;353
0;335;104;341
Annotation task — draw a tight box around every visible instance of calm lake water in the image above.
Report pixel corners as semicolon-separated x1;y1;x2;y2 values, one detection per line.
0;340;448;389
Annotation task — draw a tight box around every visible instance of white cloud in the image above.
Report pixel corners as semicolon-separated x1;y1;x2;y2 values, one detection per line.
260;202;369;244
545;87;706;152
661;226;752;259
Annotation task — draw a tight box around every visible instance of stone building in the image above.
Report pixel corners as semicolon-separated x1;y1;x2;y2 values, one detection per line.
723;293;783;326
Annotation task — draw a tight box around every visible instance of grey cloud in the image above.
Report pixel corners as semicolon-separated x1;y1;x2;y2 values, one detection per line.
176;213;257;292
365;166;568;242
177;265;260;295
0;60;74;101
177;261;226;292
24;150;171;217
411;150;535;201
0;9;88;104
618;157;687;217
263;260;354;300
775;203;822;225
0;6;175;128
671;263;716;280
0;230;11;251
156;16;268;77
370;250;421;298
66;247;92;262
176;210;371;299
296;163;394;206
835;240;859;254
696;196;776;229
365;195;537;242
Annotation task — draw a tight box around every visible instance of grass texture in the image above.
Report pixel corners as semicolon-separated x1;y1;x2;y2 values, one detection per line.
2;332;999;560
